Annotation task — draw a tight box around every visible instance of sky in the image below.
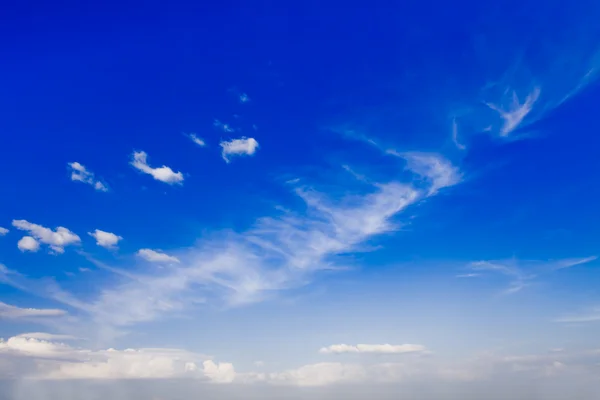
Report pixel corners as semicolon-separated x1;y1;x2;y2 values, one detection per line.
1;0;600;398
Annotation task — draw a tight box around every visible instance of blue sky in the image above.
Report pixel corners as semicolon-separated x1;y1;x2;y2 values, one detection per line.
1;0;600;396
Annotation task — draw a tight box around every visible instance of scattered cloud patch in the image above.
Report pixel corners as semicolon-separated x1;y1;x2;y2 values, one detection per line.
0;302;67;319
0;227;8;236
486;87;541;137
188;133;206;147
67;162;108;192
0;335;207;379
451;118;466;150
213;119;235;133
220;137;259;162
137;249;180;263
465;256;596;295
12;220;80;254
239;93;251;103
17;236;39;252
6;154;461;331
554;306;600;323
88;229;123;249
130;151;184;185
15;333;79;341
319;344;427;355
395;152;462;194
203;360;236;383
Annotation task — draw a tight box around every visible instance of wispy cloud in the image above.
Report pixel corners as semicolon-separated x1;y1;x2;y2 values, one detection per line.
486;87;541;137
12;220;80;254
319;344;427;355
220;137;259;162
67;162;108;192
136;249;180;264
464;257;597;295
88;229;123;249
188;133;206;147
2;154;461;334
130;151;184;185
0;302;67;319
0;227;8;236
554;306;600;323
451;118;466;150
15;332;79;341
213;119;235;133
239;93;251;103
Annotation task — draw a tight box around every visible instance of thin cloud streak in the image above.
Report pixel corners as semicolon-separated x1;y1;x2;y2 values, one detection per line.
1;154;461;335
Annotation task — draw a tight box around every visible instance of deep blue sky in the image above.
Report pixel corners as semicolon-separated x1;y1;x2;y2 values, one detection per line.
1;0;600;390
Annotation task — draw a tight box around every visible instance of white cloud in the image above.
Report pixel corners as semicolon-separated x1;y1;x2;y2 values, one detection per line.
395;151;462;194
0;227;8;236
15;333;79;341
0;302;67;319
220;137;259;162
268;362;367;387
67;162;108;192
12;220;80;253
319;344;427;355
130;151;184;185
213;119;235;133
203;360;236;383
188;133;206;147
486;87;540;137
0;335;208;380
137;249;180;263
465;256;596;295
239;93;250;103
451;118;466;150
1;154;460;332
554;306;600;323
17;236;39;252
88;229;123;249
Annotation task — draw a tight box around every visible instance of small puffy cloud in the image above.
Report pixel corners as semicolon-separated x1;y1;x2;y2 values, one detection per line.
203;360;236;383
137;249;180;263
0;302;67;319
239;93;250;103
12;220;80;253
188;133;206;147
67;162;108;192
213;119;235;133
0;227;8;236
88;229;123;249
220;137;259;162
17;236;40;252
319;343;427;355
130;151;184;185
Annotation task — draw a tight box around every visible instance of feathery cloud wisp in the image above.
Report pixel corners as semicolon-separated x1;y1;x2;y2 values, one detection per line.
213;119;235;133
4;154;460;332
188;133;206;147
130;151;184;185
0;302;67;319
137;249;180;264
0;227;8;236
